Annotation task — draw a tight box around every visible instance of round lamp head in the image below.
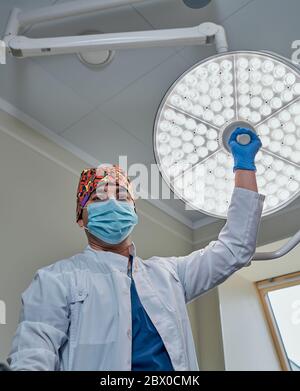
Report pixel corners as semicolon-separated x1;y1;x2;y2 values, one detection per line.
154;51;300;218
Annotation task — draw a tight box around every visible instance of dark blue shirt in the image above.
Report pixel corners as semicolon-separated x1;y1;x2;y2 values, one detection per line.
128;255;174;371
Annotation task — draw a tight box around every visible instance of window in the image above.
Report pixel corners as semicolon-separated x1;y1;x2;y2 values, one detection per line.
256;272;300;371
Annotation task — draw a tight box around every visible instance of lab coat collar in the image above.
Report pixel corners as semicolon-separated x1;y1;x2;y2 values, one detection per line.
84;242;136;274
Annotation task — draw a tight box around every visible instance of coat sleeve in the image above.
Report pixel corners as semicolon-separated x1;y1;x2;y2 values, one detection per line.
7;267;70;370
174;187;265;304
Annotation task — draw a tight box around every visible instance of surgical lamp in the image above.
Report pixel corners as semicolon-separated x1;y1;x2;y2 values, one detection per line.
2;0;300;261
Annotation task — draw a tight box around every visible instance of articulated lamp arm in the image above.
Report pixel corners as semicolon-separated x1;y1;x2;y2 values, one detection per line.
253;229;300;260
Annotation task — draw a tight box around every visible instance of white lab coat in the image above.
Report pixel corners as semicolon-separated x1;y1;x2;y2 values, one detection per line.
7;187;265;370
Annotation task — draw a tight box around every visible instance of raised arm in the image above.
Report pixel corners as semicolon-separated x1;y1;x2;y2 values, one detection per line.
171;128;265;303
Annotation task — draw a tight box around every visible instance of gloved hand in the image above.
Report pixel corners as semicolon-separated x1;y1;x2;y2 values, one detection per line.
229;127;262;172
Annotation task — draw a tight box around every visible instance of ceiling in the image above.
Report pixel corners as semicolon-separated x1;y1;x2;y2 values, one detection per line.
1;0;300;230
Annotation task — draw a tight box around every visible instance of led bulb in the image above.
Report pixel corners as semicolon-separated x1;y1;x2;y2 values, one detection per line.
177;84;188;95
250;57;262;70
158;132;170;143
170;137;182;149
285;73;296;86
207;129;218;140
192;105;204;117
210;88;222;100
170;125;183;137
222;84;234;95
238;83;250;94
258;124;270;135
284;134;296;145
185;118;197;130
185;74;197;87
269;141;281;152
195;124;207;135
274;65;286;78
293;83;300;95
250;112;261;123
281;90;293;102
239;95;250;106
208;75;221;87
224;109;235;120
221;72;233;84
250;84;263;95
164;109;175;121
207;140;219;151
223;96;234;108
237;57;248;69
203;110;214;122
273;80;285;93
262;74;274;86
262;60;274;73
182;130;193;141
211;100;223;112
250;71;262;83
272;129;284;141
260;104;272;116
268;118;281;129
251;97;263;109
159;145;171;157
270;97;282;109
182;142;194;154
175;113;186;125
195;67;208;80
262;88;274;101
199;94;211;107
283;122;296;133
198;81;210;94
221;60;233;71
197;146;209;158
289;104;300;115
279;110;291;122
278;189;290;201
208;62;220;74
213;115;225;127
238;71;249;83
193;135;205;147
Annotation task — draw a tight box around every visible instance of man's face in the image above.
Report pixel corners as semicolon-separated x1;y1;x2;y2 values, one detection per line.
77;184;134;228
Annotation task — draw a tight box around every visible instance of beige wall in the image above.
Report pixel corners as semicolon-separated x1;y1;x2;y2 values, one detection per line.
0;109;197;364
218;237;300;371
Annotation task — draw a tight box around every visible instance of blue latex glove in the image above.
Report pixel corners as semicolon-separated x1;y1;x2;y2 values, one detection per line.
229;127;262;172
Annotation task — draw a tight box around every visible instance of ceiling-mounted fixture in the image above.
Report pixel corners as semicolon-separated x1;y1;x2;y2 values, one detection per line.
2;0;300;260
183;0;212;9
76;31;115;68
3;0;228;59
154;51;300;219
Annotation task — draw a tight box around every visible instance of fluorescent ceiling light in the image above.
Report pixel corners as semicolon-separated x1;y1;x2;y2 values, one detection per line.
154;51;300;219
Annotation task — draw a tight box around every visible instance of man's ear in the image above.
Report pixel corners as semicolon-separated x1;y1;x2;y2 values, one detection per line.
77;219;84;228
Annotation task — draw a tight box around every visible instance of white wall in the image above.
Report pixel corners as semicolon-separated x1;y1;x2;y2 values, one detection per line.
218;237;300;371
0;109;196;364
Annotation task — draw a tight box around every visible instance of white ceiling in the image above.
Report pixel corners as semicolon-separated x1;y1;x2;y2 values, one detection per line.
1;0;300;230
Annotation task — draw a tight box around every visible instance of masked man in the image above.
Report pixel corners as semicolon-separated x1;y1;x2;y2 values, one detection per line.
7;128;265;371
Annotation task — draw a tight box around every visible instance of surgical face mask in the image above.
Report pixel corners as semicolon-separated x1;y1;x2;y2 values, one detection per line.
84;198;138;245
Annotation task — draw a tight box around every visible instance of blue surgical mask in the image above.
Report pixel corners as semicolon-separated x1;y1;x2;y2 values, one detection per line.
85;198;138;244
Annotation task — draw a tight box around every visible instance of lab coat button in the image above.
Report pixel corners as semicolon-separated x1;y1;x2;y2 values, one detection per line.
127;329;131;339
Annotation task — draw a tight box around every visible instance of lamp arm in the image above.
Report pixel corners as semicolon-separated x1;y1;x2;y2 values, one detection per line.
3;1;228;58
253;229;300;260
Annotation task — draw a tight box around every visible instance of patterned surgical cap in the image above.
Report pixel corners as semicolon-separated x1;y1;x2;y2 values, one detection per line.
76;165;135;222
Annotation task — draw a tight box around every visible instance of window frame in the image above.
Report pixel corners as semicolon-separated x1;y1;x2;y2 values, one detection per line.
256;271;300;371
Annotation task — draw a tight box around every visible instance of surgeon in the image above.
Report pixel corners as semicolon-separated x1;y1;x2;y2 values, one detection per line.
7;128;264;371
